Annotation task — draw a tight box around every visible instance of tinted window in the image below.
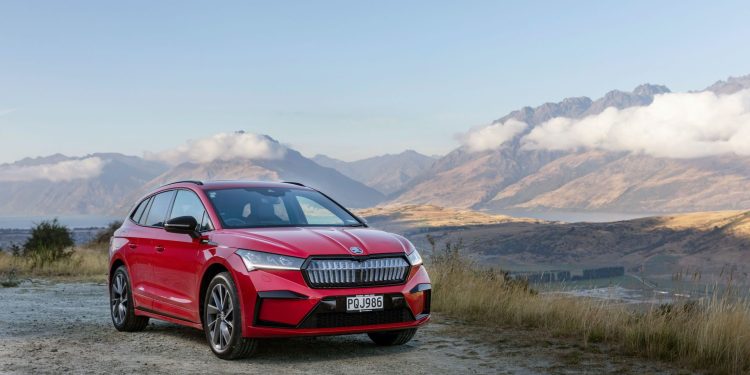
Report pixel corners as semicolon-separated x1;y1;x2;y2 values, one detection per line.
138;198;154;225
169;190;207;227
296;196;345;225
206;187;360;228
131;197;150;223
144;191;175;227
200;211;214;232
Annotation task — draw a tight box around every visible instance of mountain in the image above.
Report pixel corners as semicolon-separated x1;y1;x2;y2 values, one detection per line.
139;145;385;210
390;76;750;213
312;150;436;195
0;153;168;216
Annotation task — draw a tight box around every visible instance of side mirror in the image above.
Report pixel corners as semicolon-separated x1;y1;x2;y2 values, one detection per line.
164;216;200;239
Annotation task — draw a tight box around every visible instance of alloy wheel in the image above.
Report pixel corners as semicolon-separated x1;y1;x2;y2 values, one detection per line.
111;273;128;326
207;283;234;351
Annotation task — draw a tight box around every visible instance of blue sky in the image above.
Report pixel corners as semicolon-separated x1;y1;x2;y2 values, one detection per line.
1;1;749;163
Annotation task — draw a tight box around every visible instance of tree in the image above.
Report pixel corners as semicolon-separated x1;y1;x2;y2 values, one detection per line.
23;219;74;266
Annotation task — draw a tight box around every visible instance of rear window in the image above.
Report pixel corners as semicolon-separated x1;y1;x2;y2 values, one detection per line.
143;191;175;227
131;197;150;223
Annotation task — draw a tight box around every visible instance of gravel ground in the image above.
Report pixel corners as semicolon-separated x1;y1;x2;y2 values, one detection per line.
0;282;694;375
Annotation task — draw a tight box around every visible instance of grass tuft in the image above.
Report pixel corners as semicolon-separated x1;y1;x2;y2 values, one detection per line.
429;247;750;374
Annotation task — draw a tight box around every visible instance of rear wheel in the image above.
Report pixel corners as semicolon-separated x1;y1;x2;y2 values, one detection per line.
110;266;149;332
367;328;417;346
203;272;258;359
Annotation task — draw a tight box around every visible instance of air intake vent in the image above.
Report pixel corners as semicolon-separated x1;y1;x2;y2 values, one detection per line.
304;256;409;288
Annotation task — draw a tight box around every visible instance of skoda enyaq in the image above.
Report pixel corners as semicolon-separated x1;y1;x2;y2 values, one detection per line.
108;181;431;359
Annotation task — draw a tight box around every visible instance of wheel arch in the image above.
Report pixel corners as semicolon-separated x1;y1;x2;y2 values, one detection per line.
199;262;232;325
109;258;127;284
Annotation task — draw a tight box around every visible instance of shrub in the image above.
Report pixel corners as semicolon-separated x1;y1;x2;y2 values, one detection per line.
90;221;122;245
23;219;74;268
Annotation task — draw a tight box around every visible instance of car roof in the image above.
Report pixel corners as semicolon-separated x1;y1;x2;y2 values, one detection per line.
157;180;311;192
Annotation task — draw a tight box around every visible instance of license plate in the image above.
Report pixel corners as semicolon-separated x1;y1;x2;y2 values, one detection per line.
346;295;384;312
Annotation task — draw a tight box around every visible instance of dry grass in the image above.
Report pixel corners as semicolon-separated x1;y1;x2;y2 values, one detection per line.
0;245;108;283
429;251;750;374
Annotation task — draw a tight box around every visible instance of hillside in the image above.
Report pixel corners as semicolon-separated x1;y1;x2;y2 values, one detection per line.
362;205;750;283
313;150;435;195
390;75;750;214
0;153;168;215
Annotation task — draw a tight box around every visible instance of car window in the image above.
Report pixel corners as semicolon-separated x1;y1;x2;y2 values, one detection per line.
144;191;175;227
206;187;359;228
296;196;345;225
169;190;208;230
200;211;214;232
138;198;154;225
131;197;150;223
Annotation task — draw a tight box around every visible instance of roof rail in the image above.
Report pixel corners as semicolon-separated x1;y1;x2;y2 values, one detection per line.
282;181;306;187
162;180;204;187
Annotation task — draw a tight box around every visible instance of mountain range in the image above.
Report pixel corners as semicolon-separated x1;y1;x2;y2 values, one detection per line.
2;74;750;218
389;75;750;213
312;150;436;195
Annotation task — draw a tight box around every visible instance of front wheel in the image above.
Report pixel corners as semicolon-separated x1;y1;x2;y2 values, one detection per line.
203;272;258;359
367;328;417;346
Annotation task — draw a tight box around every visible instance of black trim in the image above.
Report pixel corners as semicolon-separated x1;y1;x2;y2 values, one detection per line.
282;181;305;187
161;180;204;187
410;283;432;293
300;253;410;289
257;290;309;300
136;306;195;323
297;294;414;329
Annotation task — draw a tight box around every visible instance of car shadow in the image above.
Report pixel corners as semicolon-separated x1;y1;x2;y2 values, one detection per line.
144;321;419;362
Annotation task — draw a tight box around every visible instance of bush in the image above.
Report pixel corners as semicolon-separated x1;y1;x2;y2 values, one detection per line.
90;221;122;245
23;219;74;268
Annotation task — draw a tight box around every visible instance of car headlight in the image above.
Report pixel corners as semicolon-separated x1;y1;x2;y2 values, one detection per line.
406;242;423;266
236;249;304;271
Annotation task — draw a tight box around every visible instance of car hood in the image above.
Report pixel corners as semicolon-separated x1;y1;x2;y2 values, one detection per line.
213;227;410;258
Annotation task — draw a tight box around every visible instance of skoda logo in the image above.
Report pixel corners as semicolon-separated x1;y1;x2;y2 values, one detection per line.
349;246;364;255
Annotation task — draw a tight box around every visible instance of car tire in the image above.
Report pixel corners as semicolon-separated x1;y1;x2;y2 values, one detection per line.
203;272;258;359
110;266;149;332
367;328;417;346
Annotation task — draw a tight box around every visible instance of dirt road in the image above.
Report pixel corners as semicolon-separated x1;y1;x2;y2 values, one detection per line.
0;281;691;374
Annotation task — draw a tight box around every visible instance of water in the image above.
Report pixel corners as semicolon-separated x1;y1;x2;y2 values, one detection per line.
490;209;663;223
0;215;121;229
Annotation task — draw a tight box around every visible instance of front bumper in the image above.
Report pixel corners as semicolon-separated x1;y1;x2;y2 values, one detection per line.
234;264;431;338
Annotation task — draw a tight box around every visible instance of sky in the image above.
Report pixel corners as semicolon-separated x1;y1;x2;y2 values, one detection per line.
1;1;749;163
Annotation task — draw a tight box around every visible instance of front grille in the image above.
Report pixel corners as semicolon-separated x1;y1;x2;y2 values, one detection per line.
314;309;411;328
304;256;410;288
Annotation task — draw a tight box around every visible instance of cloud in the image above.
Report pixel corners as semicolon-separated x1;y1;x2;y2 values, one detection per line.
462;89;750;159
462;119;528;152
522;89;750;158
145;131;287;165
0;157;107;182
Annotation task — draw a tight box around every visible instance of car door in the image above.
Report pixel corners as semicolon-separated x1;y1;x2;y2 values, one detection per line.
150;189;213;323
136;190;177;307
124;196;155;309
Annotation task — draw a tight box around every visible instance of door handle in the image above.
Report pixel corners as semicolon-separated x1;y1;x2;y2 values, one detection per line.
155;245;165;253
128;243;137;249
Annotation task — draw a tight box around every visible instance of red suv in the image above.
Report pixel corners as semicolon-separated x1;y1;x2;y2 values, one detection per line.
108;180;431;359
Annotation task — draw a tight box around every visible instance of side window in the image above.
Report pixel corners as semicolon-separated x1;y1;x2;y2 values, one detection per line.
144;191;176;227
169;190;210;230
131;197;150;223
200;211;214;232
296;196;345;225
138;198;154;225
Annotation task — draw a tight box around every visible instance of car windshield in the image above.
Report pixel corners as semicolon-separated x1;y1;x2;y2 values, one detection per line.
206;187;363;228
